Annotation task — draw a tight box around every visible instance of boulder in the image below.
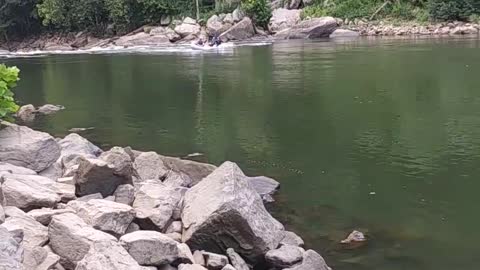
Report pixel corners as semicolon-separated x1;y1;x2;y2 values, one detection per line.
177;243;195;264
288;0;302;9
0;226;23;270
163;172;194;188
0;125;60;172
74;157;131;197
265;244;303;268
27;208;75;226
99;147;133;178
77;193;103;202
115;32;170;46
268;8;301;33
39;162;63;181
165;221;182;234
219;17;255;42
226;248;249;270
206;15;232;36
166;28;182;42
280;231;305;247
232;7;245;23
451;26;478;35
247;176;280;202
120;231;179;266
16;104;36;122
67;199;135;236
34;247;60;270
329;29;360;38
182;162;284;263
58;133;101;161
48;213;117;268
3;206;25;219
0;162;37;175
222;265;235;270
160;15;172;26
174;18;201;38
178;264;208;270
159;155;216;187
202;251;228;270
57;176;74;185
75;240;151;270
113;184;135;205
133;181;185;231
0;205;4;224
275;17;337;39
133;152;168;185
0;174;62;210
166;232;182;242
37;104;65;115
223;14;234;25
284;250;330;270
193;250;205;265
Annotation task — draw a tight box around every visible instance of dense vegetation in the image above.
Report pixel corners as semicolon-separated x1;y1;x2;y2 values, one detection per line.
1;0;480;40
0;65;19;119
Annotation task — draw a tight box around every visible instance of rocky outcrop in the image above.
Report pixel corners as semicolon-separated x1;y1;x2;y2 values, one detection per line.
0;125;60;172
269;8;301;33
275;17;337;39
67;199;135;236
219;17;256;42
182;161;284;264
119;230;180;266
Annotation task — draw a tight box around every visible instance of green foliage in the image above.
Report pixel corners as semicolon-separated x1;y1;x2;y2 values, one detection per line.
0;65;20;119
241;0;272;28
427;0;480;21
0;0;41;38
302;5;328;19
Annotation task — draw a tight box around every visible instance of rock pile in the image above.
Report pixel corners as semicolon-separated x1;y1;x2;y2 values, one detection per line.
0;122;330;270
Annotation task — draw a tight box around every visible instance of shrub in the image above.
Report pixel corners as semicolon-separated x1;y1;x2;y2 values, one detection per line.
302;5;328;19
0;65;20;119
241;0;272;28
428;0;480;21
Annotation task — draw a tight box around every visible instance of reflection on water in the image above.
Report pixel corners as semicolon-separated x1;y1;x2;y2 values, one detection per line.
5;37;480;270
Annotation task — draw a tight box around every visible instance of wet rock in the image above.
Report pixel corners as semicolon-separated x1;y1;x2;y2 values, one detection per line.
1;174;62;210
0;226;23;270
276;17;337;39
113;184;135;205
133;180;185;231
120;230;180;266
284;250;330;270
247;176;280;202
330;29;360;38
67;199;135;236
115;32;170;46
75;240;150;270
99;147;133;178
341;230;366;243
0;125;61;172
203;251;229;270
27;208;75;226
265;244;303;268
182;161;284;263
74;157;131;197
37;104;65;115
0;162;37;175
48;213;117;268
280;231;305;247
268;8;301;33
219;17;255;42
175;18;201;38
207;15;232;36
16;104;36;122
226;248;249;270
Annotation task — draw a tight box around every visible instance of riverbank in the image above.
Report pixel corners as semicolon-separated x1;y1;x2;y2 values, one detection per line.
0;120;330;270
2;7;479;53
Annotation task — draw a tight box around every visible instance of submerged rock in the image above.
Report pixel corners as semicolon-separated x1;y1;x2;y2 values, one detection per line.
182;161;284;264
37;104;65;115
0;125;60;172
16;104;36;122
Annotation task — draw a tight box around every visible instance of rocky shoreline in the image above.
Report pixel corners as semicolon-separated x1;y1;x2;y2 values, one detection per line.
2;6;479;53
0;120;330;270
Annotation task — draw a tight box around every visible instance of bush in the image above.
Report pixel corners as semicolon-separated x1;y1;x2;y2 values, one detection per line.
0;65;20;119
241;0;272;28
302;5;328;19
428;0;480;21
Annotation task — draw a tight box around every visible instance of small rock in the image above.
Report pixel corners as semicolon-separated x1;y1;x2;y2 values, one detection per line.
280;231;305;247
193;250;205;265
265;244;303;268
203;251;229;270
166;232;182;242
16;104;36;122
37;104;65;115
341;230;366;244
165;220;183;234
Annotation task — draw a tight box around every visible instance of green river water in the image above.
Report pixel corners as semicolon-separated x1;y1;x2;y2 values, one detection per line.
4;37;480;270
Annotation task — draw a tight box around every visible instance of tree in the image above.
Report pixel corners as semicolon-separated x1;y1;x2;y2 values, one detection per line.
0;64;20;119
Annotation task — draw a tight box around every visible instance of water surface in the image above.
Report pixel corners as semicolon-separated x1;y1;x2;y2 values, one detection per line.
5;37;480;270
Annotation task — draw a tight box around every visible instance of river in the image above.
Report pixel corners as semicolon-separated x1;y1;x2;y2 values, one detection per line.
3;37;480;270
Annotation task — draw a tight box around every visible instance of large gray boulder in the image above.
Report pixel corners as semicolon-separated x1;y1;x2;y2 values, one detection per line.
113;184;135;205
160;155;216;187
48;213;117;268
67;199;135;236
58;133;101;161
119;230;179;266
133;152;168;185
0;163;37;176
219;17;255;42
0;226;23;270
247;176;280;202
268;8;301;33
275;17;337;39
284;250;330;270
206;15;232;36
226;248;249;270
174;17;201;38
182;162;284;263
27;208;75;226
73;157;131;197
75;240;150;270
265;244;303;268
0;174;62;210
0;125;60;172
99;147;133;178
132;181;186;231
115;32;170;47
